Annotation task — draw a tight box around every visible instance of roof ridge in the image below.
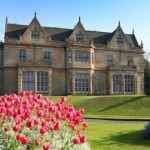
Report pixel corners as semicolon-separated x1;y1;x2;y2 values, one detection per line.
7;23;113;34
86;30;111;34
7;23;28;26
43;26;73;30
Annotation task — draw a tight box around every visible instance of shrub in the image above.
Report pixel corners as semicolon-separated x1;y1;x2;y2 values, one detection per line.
0;91;90;150
143;122;150;139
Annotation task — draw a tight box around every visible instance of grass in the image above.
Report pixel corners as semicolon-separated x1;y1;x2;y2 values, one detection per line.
49;95;150;119
84;123;150;150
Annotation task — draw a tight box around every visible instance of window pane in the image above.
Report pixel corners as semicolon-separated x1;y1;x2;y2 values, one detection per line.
76;33;84;43
125;75;135;93
116;36;124;46
44;51;51;63
107;55;113;65
113;74;123;93
75;73;90;93
74;52;89;63
22;71;34;91
68;52;72;63
19;50;26;62
36;72;48;93
31;28;40;40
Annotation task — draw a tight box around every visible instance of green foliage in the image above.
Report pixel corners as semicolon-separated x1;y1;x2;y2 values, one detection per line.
144;59;150;95
143;122;150;139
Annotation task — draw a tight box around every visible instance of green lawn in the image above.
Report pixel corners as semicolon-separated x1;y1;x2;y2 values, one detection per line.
49;95;150;119
84;123;150;150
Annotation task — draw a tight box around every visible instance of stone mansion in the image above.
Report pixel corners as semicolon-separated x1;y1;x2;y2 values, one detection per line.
0;14;144;95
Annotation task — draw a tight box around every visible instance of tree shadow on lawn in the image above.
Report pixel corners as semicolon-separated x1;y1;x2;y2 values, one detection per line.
99;96;146;112
92;130;150;148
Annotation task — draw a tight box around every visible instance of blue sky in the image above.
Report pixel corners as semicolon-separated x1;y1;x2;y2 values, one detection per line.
0;0;150;53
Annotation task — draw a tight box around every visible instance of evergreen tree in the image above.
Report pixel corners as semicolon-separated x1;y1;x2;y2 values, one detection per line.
144;59;150;95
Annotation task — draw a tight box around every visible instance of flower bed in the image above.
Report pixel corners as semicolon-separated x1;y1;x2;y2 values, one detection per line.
0;91;90;150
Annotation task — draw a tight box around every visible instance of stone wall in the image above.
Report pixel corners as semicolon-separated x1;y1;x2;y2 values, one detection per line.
52;69;66;95
3;68;18;94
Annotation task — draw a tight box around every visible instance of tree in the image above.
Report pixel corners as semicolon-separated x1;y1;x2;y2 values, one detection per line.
144;59;150;95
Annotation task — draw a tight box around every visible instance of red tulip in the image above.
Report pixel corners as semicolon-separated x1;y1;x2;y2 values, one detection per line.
43;144;51;150
20;137;29;145
34;119;39;125
35;139;41;147
54;122;61;131
60;96;66;103
41;120;47;127
37;110;44;117
80;135;87;143
15;117;22;125
40;127;47;134
26;119;34;129
13;125;21;132
72;138;79;144
20;91;26;97
4;127;9;132
16;134;23;140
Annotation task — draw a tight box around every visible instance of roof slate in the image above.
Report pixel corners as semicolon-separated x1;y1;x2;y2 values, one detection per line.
5;23;140;47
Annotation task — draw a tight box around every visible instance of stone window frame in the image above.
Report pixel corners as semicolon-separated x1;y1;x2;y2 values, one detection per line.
44;51;51;64
74;73;90;93
37;72;49;93
21;71;49;93
76;33;84;43
113;74;123;94
31;27;40;40
107;54;113;65
19;50;26;62
124;75;135;93
68;51;72;63
68;74;72;93
112;74;135;94
116;35;124;47
22;71;34;91
74;51;89;63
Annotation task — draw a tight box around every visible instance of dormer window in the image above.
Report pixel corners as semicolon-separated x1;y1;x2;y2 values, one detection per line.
31;28;40;40
116;35;124;46
76;33;84;43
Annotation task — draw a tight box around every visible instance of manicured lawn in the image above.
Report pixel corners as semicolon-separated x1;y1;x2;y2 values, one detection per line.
84;123;150;150
49;95;150;119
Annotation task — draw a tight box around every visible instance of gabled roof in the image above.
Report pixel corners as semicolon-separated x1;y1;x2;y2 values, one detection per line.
23;14;48;38
126;34;140;47
68;17;90;42
5;21;141;48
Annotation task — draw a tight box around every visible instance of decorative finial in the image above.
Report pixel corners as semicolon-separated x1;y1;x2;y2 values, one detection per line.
79;16;81;22
132;29;134;35
141;40;143;48
5;17;8;34
34;12;36;17
118;20;120;27
6;17;8;24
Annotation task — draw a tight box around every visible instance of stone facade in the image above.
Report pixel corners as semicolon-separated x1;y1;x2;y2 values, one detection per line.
0;15;144;95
